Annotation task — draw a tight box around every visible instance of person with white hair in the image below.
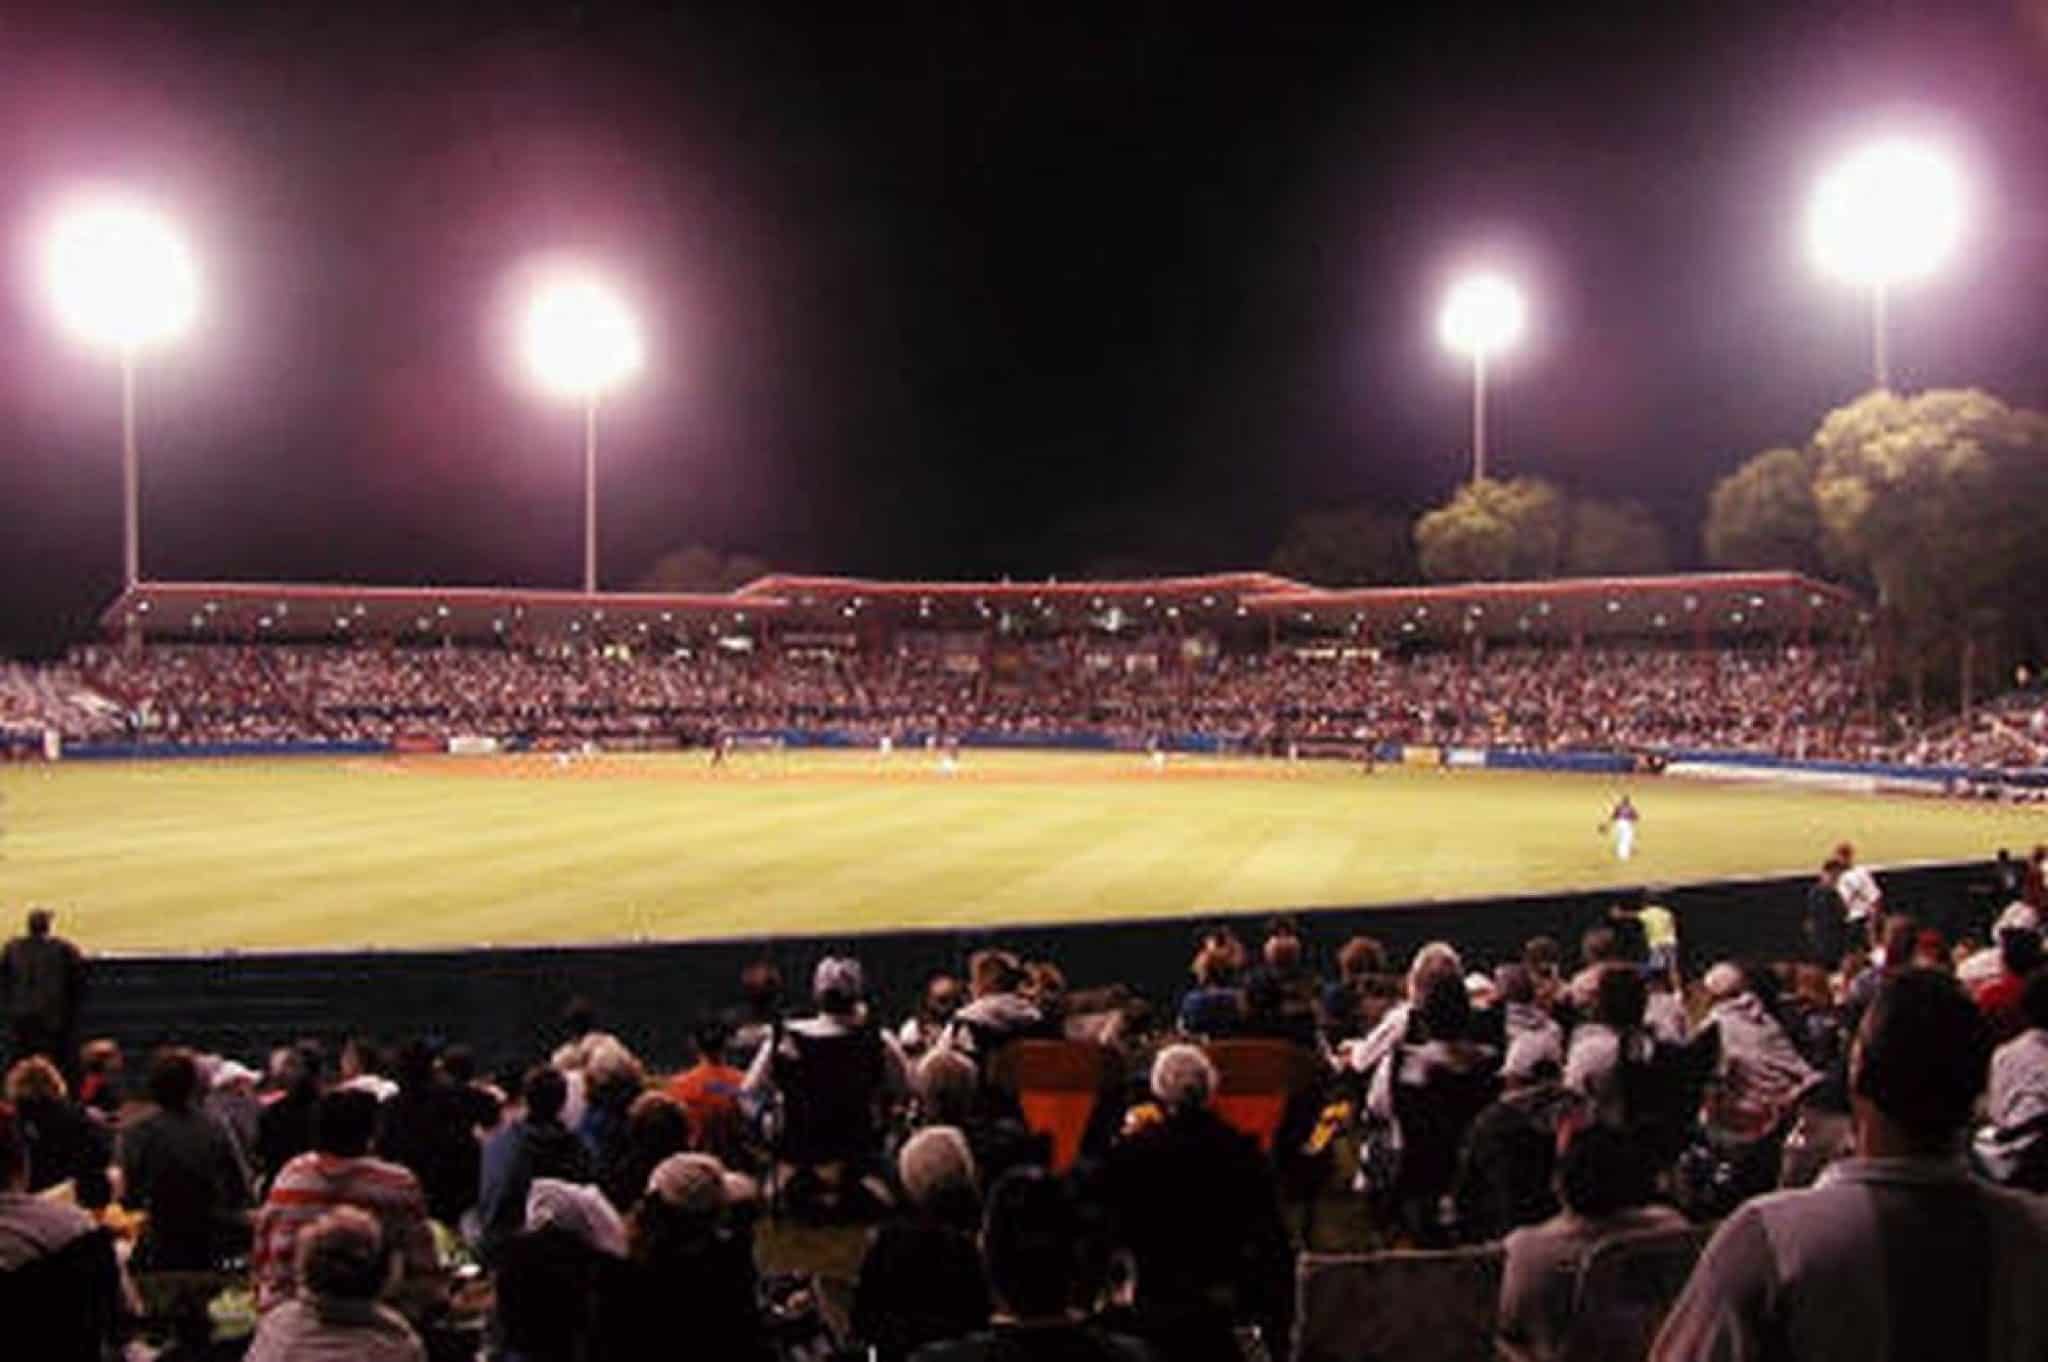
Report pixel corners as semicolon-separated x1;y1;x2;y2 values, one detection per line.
1097;1043;1294;1350
852;1127;991;1361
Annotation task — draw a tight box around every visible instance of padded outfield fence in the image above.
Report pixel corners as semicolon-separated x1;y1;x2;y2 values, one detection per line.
75;858;2009;1077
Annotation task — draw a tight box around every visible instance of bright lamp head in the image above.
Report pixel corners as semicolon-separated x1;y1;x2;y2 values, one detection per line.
1438;272;1526;357
520;271;643;400
43;192;199;352
1808;138;1964;287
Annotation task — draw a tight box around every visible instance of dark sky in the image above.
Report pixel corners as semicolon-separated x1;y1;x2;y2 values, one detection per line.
3;0;2046;651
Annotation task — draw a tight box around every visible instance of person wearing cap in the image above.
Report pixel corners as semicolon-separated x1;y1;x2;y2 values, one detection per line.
1654;970;2048;1362
741;955;909;1209
0;908;87;1077
491;1178;632;1362
1959;902;2040;990
593;1151;770;1360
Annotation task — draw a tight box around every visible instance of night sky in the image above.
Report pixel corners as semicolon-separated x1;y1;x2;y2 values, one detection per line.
3;1;2046;651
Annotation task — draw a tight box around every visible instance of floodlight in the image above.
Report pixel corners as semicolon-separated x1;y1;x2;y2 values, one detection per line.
44;192;199;353
519;271;643;399
1438;272;1526;358
1808;138;1964;287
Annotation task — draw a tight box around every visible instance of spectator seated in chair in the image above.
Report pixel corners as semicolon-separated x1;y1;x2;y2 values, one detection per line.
1095;1044;1294;1351
743;955;910;1218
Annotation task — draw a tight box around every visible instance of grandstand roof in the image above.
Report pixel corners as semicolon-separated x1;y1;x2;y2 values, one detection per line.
99;580;791;643
98;569;1863;644
1244;570;1864;643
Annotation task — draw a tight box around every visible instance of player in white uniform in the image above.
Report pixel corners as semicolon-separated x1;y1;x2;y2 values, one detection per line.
1835;841;1883;949
1602;794;1640;861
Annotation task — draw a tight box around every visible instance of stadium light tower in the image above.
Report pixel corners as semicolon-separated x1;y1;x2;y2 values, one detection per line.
1438;272;1525;484
41;191;200;589
1807;137;1964;390
518;269;644;594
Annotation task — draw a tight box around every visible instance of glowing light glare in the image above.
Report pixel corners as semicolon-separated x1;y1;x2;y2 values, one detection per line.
1808;139;1964;286
1438;273;1526;357
43;194;199;351
519;272;644;399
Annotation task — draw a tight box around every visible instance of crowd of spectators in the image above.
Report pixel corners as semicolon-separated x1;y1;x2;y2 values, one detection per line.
7;865;2048;1361
5;638;1910;764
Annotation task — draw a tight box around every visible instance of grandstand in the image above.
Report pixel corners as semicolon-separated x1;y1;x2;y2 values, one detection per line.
4;567;1887;759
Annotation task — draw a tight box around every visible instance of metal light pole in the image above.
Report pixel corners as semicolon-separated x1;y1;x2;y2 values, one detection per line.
1471;349;1488;484
41;192;199;590
121;348;140;587
1440;272;1524;485
1808;138;1964;394
518;268;642;595
583;395;599;595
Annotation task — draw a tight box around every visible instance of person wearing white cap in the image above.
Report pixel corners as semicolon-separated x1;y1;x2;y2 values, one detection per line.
593;1152;770;1360
1959;902;2040;990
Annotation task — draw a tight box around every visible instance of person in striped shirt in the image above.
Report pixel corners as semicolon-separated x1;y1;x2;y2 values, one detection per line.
252;1088;442;1317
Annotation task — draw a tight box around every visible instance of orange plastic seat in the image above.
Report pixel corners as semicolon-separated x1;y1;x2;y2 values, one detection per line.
990;1039;1108;1173
1205;1038;1320;1152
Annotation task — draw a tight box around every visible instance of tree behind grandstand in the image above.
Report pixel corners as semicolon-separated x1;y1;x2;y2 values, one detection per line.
1710;388;2048;718
1701;447;1824;575
1412;477;1668;582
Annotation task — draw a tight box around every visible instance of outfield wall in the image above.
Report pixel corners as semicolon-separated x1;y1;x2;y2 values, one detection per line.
72;859;2006;1076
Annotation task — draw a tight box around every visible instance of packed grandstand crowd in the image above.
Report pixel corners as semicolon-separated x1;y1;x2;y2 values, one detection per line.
0;636;1981;765
6;860;2048;1360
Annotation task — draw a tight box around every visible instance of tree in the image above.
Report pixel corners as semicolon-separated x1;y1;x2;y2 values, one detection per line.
1703;447;1822;573
1413;477;1568;582
635;545;771;593
1564;499;1670;576
1808;388;2048;718
1268;505;1416;586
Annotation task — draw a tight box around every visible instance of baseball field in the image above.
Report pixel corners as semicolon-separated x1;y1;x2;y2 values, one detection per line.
0;749;2039;953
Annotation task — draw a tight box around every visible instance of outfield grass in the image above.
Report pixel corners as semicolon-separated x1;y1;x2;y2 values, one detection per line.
0;750;2040;953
